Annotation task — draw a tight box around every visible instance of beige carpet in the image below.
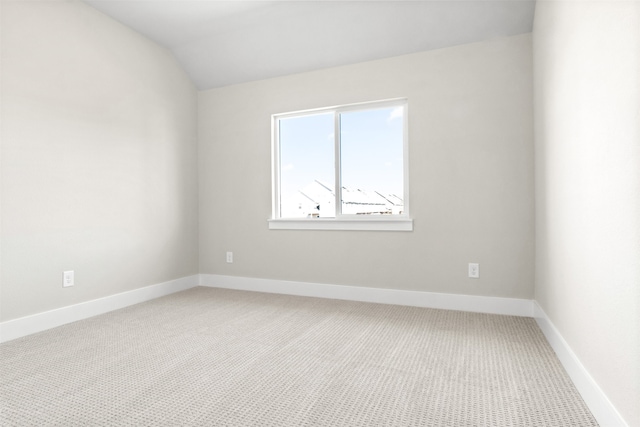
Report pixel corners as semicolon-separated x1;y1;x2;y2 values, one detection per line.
1;287;597;426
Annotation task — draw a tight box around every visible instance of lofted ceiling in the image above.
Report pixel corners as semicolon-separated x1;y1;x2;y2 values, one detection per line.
83;0;536;90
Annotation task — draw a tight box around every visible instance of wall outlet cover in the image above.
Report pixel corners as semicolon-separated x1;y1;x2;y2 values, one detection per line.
63;270;74;287
468;263;480;279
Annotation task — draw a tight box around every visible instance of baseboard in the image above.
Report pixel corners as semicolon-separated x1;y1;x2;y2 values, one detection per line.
533;302;628;427
199;274;534;317
0;275;199;343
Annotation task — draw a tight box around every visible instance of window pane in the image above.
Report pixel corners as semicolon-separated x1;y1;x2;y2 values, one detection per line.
340;106;404;215
279;113;335;218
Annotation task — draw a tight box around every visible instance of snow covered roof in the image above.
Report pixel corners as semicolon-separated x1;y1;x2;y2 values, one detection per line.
297;180;403;215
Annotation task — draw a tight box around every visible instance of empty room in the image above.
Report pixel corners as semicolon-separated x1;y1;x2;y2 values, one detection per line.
1;0;638;425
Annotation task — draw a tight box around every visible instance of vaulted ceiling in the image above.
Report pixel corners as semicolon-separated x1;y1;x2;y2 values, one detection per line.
83;0;536;90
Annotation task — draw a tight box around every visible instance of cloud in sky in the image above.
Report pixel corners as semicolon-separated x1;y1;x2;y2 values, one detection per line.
283;163;294;171
387;106;403;123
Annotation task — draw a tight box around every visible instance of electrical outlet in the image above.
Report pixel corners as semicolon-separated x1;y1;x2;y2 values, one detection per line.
468;263;479;279
226;252;233;263
63;270;74;287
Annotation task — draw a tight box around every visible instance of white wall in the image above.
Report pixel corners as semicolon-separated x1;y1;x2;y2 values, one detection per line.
533;1;640;425
1;0;199;322
199;34;534;299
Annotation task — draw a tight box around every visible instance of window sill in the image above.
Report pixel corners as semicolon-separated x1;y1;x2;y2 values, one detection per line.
268;218;413;231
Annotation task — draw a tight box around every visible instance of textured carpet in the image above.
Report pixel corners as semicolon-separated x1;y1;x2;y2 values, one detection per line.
1;287;597;426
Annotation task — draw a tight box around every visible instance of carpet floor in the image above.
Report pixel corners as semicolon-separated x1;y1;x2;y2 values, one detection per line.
0;287;597;426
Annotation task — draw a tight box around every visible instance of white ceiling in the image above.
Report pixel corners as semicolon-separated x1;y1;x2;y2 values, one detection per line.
83;0;535;90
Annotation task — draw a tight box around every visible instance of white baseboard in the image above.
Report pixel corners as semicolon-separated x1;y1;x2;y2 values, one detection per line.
533;302;628;427
199;274;534;317
0;275;199;343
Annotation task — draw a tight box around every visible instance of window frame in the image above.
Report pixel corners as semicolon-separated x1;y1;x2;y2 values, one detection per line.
270;98;412;231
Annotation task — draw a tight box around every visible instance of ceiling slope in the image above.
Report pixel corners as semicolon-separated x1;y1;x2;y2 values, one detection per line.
83;0;535;90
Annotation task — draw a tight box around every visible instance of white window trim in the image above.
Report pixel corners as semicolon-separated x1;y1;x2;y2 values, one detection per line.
270;98;412;231
268;218;413;231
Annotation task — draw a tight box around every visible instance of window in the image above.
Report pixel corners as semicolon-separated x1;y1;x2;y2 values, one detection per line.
270;99;412;231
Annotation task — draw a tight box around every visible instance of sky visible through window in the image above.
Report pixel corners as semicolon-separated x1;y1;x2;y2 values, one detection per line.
279;105;404;217
340;107;404;195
